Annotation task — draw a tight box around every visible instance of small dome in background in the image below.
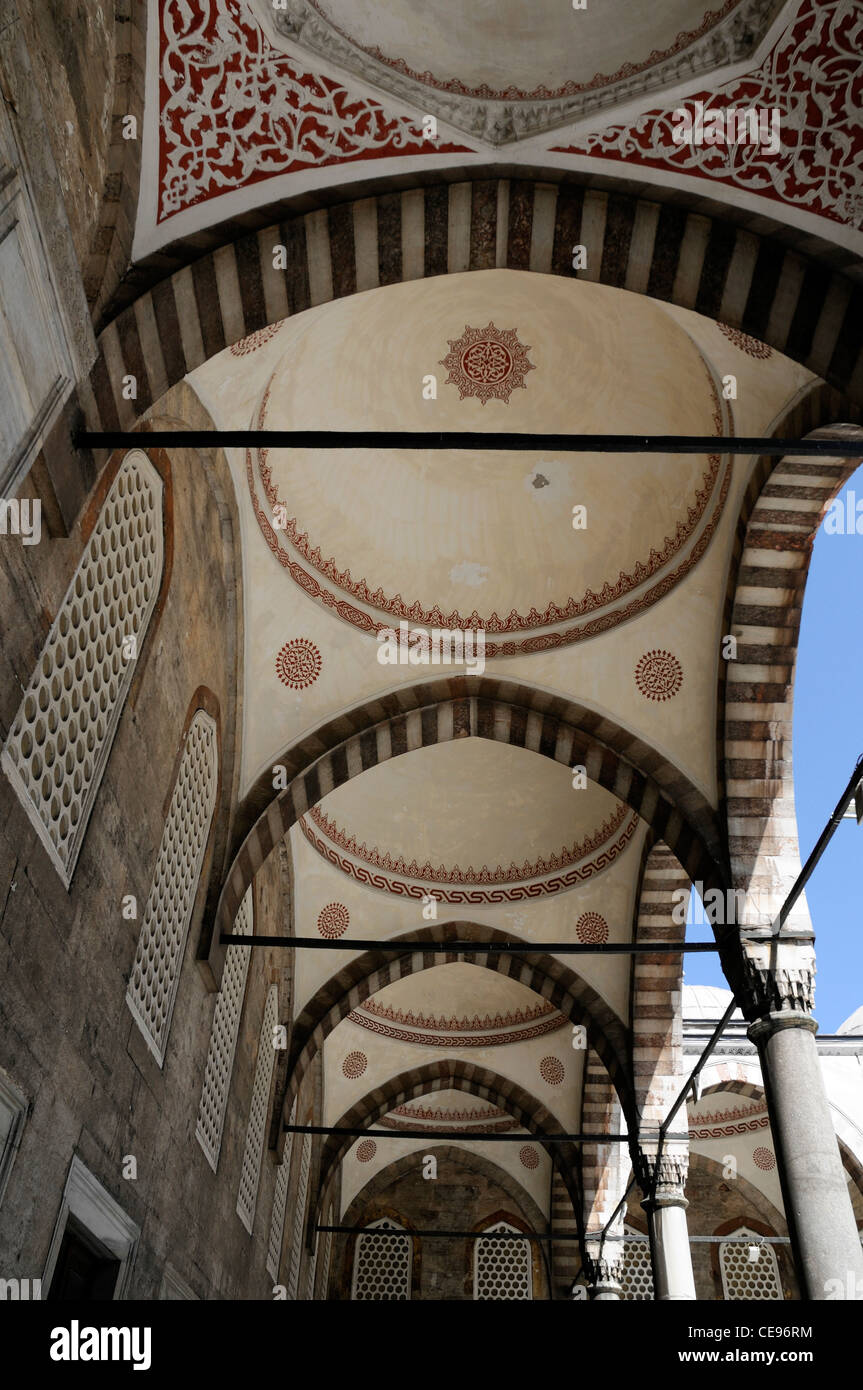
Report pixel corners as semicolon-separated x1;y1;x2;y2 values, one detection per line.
682;984;742;1020
837;1005;863;1035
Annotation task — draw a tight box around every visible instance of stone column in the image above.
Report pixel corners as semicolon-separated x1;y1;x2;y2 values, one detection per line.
745;964;863;1301
584;1236;623;1300
639;1149;697;1300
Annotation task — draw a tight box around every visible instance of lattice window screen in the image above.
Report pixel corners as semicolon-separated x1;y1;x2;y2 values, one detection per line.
126;709;218;1066
320;1218;334;1302
305;1232;319;1300
236;984;279;1234
266;1098;296;1281
619;1226;654;1300
287;1131;312;1299
719;1228;783;1299
195;886;253;1170
1;451;163;886
473;1221;532;1300
351;1219;412;1301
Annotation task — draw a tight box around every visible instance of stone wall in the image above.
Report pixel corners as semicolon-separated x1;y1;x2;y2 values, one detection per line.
12;0;117;284
0;418;287;1297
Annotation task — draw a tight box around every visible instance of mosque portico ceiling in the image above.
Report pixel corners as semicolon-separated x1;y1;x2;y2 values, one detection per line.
188;269;815;803
296;739;638;904
140;0;858;258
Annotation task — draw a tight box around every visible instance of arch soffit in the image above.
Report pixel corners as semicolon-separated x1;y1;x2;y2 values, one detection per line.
284;918;635;1125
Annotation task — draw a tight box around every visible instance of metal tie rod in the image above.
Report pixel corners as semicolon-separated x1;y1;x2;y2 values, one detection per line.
220;934;719;954
76;429;863;457
315;1225;790;1244
284;1123;689;1144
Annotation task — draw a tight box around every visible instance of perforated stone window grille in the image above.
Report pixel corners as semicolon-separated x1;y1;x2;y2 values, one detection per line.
237;984;279;1234
320;1218;334;1302
125;709;218;1066
196;886;253;1171
473;1221;533;1301
1;451;164;886
351;1218;412;1301
266;1098;296;1281
619;1226;654;1300
719;1227;783;1300
287;1131;312;1299
305;1232;319;1300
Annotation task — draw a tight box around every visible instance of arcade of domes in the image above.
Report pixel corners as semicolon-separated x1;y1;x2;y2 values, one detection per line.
4;0;863;1305
119;260;861;1296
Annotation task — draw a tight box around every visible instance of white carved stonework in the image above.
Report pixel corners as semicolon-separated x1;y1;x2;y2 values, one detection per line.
265;0;785;145
158;0;470;224
552;0;863;231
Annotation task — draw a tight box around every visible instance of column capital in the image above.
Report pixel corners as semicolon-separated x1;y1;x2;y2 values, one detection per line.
739;957;816;1029
584;1238;624;1299
637;1146;689;1210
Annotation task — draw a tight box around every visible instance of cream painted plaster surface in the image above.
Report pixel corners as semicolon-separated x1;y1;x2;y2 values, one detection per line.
324;1006;581;1131
305;740;627;876
291;814;646;1024
188;271;818;804
266;0;737;95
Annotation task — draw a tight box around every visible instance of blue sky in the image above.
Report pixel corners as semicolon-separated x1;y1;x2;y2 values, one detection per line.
685;474;863;1033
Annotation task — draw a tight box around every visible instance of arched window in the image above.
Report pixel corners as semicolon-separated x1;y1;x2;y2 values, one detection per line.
125;707;218;1066
267;1098;296;1281
619;1224;654;1300
236;984;279;1234
287;1130;312;1300
351;1218;412;1301
473;1220;533;1301
196;885;254;1171
719;1227;783;1299
1;450;164;885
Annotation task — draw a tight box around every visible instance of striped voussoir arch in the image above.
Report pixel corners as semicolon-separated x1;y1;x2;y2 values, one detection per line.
631;842;691;1132
550;1168;581;1298
209;677;727;977
724;424;863;940
282;920;634;1141
313;1060;586;1222
714;385;862;825
81;178;863;431
557;1047;628;1298
580;1049;624;1233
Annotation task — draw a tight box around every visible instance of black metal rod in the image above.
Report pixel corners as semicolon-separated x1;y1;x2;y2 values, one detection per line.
638;752;863;1206
649;995;741;1201
316;1225;558;1241
75;429;863;457
315;1226;790;1244
285;1123;689;1144
220;934;719;954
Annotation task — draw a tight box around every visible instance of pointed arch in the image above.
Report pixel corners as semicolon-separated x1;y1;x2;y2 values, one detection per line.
283;918;634;1126
313;1060;586;1227
86;180;863;437
721;422;863;1014
208;677;728;981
